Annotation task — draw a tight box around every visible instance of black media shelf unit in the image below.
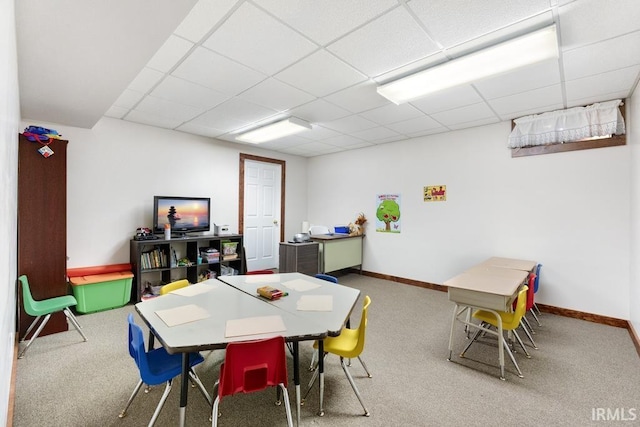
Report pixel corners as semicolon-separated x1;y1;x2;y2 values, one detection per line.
129;234;243;302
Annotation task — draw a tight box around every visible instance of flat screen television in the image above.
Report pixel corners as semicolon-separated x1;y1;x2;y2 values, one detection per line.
153;196;211;236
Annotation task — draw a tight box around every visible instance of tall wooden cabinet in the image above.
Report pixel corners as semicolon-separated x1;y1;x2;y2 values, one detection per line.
17;133;69;338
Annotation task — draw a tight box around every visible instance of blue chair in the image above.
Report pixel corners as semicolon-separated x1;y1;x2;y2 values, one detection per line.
532;263;543;316
119;314;211;426
315;273;338;283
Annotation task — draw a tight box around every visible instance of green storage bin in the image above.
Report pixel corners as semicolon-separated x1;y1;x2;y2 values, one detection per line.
69;271;133;313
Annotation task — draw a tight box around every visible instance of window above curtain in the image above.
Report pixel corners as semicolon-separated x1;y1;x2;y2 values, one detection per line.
508;99;625;149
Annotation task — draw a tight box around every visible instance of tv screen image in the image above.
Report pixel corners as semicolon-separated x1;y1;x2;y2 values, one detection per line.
153;196;210;235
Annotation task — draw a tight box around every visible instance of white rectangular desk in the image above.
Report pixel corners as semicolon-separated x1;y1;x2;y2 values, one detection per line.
218;273;361;417
136;274;359;426
445;261;530;380
478;256;537;272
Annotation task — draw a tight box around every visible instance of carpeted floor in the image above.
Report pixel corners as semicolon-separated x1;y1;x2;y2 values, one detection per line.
13;273;640;426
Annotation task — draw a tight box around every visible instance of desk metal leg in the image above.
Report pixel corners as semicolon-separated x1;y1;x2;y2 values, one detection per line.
179;353;188;427
292;342;300;427
318;340;325;416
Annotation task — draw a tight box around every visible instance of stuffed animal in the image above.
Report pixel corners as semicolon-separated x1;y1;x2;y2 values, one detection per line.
349;213;367;236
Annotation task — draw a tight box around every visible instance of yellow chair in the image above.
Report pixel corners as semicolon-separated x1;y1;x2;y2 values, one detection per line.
304;296;372;416
160;279;189;295
461;286;530;378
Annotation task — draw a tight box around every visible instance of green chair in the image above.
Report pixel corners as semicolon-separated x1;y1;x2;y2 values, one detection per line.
18;275;87;358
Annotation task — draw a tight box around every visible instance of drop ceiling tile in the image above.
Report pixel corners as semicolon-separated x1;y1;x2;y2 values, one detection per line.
487;85;563;118
563;31;640;81
429;102;496;126
289;99;351;123
558;0;640;50
205;97;278;124
174;0;238;43
408;0;552;48
386;115;442;134
322;114;377;133
410;85;483;114
128;67;165;93
254;0;398;45
473;59;561;100
134;95;204;123
323;134;367;147
565;65;640;103
203;2;318;75
172;47;266;95
324;81;390;113
237;78;316;111
125;110;184;129
447;116;500;131
350;126;400;142
369;135;406;145
359;103;423;125
113;89;145;109
104;105;129;119
327;7;439;77
567;91;630;109
298;125;341;141
407;126;449;138
176;122;225;138
274;50;367;97
151;75;230;109
502;102;564;121
147;35;194;73
188;110;245;132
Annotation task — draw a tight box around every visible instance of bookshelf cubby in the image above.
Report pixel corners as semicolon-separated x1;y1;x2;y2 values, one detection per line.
129;234;243;302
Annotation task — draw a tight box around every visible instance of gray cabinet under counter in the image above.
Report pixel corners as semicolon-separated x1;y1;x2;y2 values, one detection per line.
279;242;319;275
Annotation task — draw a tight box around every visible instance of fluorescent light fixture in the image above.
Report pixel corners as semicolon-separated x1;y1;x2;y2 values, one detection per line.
377;25;559;104
236;117;312;143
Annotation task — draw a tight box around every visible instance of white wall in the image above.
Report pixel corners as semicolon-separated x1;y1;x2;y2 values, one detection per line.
18;117;309;269
629;92;640;332
0;0;20;424
307;120;632;319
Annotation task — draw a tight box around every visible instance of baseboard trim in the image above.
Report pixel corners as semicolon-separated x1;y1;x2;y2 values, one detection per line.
354;269;640;356
7;336;18;427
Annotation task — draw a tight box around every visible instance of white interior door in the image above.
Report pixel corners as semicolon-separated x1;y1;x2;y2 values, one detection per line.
243;160;281;271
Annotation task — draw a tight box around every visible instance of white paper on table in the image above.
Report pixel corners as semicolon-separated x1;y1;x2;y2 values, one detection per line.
282;278;321;292
296;295;333;311
170;282;217;297
155;304;210;327
225;315;286;338
244;274;282;283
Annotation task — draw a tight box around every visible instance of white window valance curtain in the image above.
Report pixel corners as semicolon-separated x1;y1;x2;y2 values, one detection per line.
508;99;625;148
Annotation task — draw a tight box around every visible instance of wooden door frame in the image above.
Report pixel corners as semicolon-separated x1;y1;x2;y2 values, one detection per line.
238;153;286;245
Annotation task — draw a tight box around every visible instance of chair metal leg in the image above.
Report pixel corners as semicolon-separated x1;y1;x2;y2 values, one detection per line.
148;380;173;427
119;379;145;419
278;383;294;427
511;330;531;359
357;356;372;378
21;315;42;342
529;309;542;327
339;357;370;416
18;314;51;358
522;315;535;334
188;369;212;406
308;346;318;371
459;322;485;357
63;308;88;341
533;302;542;316
519;320;538;349
500;336;524;378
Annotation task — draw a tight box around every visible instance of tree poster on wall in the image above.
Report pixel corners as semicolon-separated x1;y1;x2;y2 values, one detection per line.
376;194;401;233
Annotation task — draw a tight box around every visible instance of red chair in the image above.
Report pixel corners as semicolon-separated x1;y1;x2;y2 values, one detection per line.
211;336;293;427
517;273;538;349
246;269;275;275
